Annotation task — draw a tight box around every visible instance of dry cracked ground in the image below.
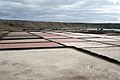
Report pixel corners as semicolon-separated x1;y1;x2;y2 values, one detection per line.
0;31;120;80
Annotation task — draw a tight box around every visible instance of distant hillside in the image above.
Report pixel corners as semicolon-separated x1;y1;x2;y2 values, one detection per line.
0;19;120;31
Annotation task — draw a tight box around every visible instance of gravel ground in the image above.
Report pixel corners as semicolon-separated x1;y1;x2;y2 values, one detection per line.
84;47;120;62
0;48;120;80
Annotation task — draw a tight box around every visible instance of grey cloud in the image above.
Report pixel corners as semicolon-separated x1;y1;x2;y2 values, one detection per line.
0;0;120;23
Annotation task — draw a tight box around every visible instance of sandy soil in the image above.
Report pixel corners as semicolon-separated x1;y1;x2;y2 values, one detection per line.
0;48;120;80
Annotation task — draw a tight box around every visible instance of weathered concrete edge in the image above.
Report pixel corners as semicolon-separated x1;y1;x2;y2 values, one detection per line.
69;46;120;65
0;46;65;51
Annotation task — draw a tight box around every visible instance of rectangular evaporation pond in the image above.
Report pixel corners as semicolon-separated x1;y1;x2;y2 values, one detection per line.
43;35;68;39
67;34;86;36
32;34;57;37
68;35;99;39
8;32;29;35
50;38;86;42
3;36;40;40
31;32;53;36
61;41;112;48
8;32;31;36
71;33;101;36
85;38;118;42
40;34;57;37
104;35;120;39
0;31;8;36
53;32;77;36
0;31;9;34
114;37;120;40
84;47;120;62
36;34;57;36
53;33;79;37
50;33;69;36
0;39;49;44
0;42;63;50
103;41;120;46
69;33;92;36
7;34;33;37
29;32;42;34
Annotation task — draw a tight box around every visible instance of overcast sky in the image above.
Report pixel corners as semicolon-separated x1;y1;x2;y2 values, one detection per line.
0;0;120;23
